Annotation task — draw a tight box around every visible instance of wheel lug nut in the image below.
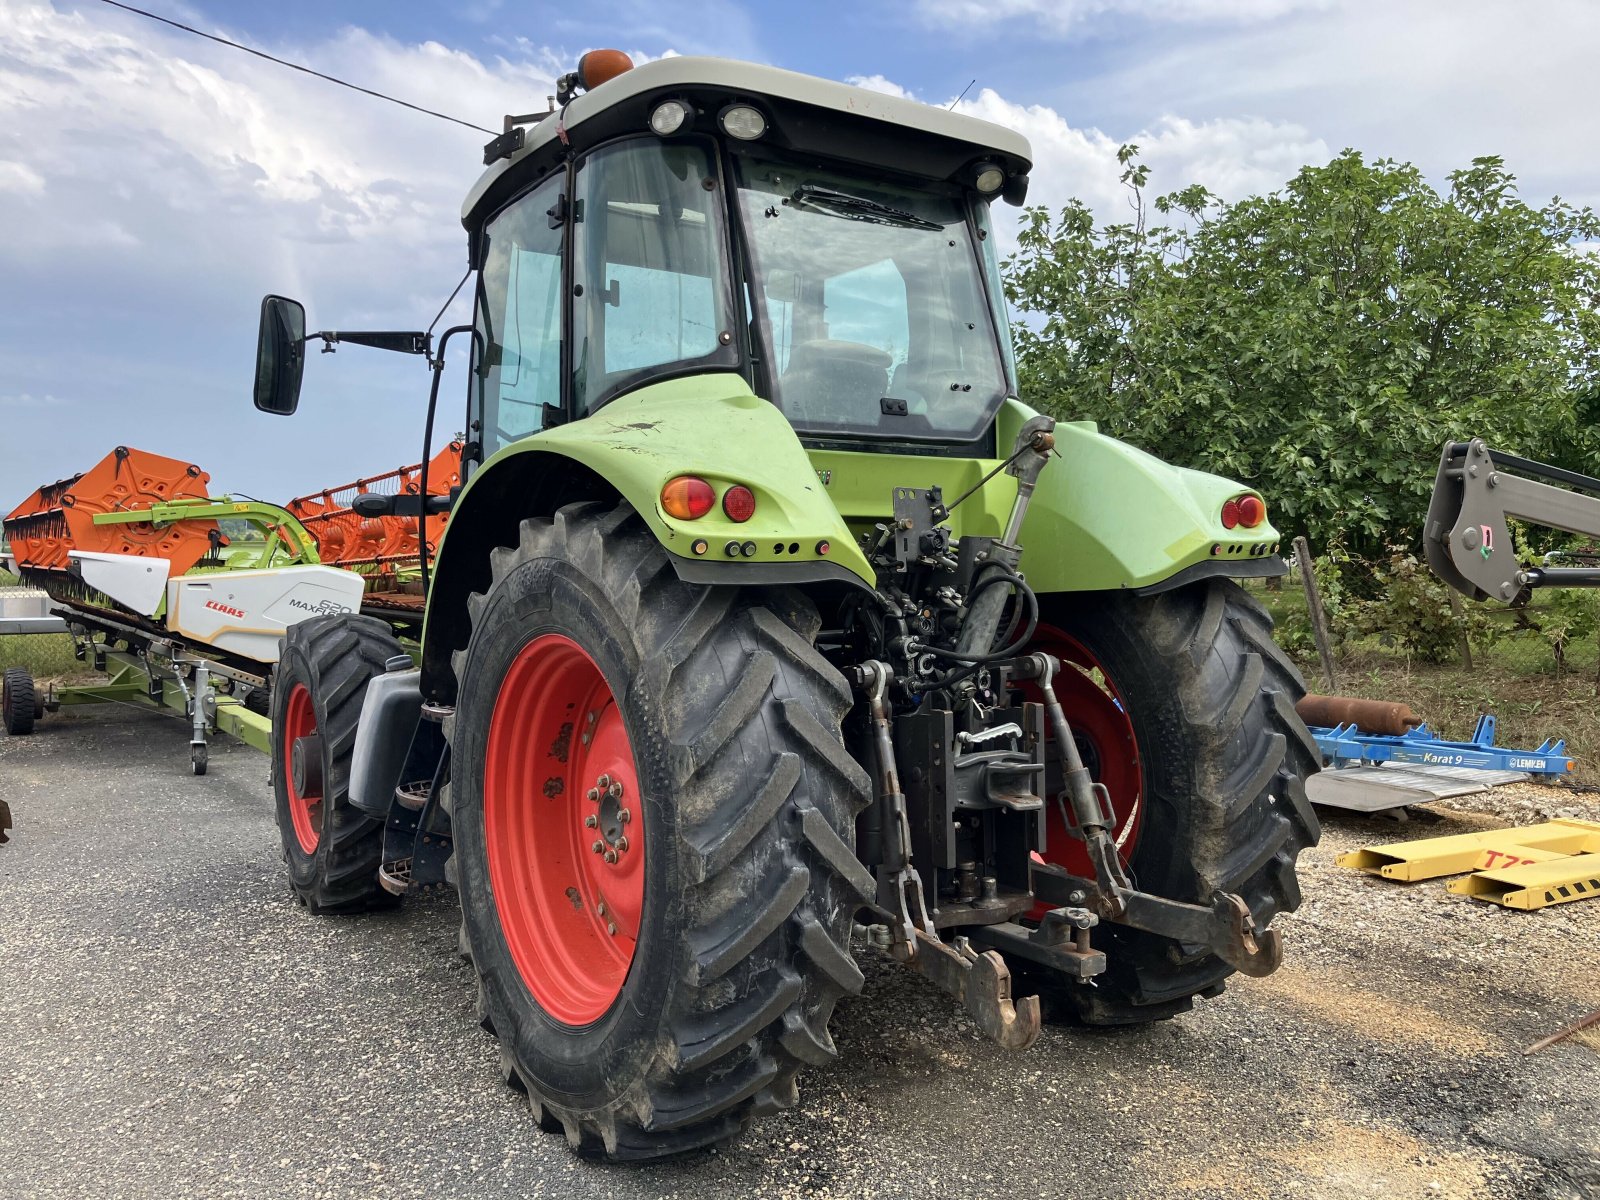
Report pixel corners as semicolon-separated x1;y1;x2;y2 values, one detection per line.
585;815;598;828
606;922;618;936
616;836;629;853
618;808;631;824
597;773;611;789
608;781;624;799
596;902;607;916
586;787;600;803
591;840;604;854
603;849;618;864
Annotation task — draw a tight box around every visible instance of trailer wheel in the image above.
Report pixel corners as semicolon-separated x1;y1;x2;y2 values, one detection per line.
271;615;401;914
2;668;37;736
1023;579;1320;1025
445;502;870;1161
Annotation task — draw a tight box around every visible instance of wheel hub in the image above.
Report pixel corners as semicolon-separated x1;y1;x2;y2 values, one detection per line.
291;734;324;798
585;773;632;867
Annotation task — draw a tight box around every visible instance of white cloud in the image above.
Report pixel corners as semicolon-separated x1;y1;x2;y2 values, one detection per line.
846;74;915;99
0;160;44;195
914;0;1330;36
0;0;567;495
945;88;1328;251
967;0;1600;216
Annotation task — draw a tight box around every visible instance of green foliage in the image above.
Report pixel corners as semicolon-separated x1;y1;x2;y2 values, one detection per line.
1353;548;1500;663
1005;148;1600;558
1509;588;1600;670
1273;538;1354;660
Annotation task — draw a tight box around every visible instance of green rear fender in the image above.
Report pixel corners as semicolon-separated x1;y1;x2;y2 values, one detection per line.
419;374;869;697
996;402;1283;593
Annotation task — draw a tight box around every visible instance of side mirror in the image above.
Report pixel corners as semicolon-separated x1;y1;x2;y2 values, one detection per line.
254;294;306;415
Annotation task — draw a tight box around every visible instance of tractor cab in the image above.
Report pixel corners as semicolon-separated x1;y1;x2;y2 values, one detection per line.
462;52;1032;465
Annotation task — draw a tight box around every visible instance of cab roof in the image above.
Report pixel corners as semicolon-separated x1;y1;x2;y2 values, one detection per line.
461;56;1034;230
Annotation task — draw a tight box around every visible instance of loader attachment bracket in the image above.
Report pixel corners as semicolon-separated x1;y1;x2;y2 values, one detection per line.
1032;860;1283;978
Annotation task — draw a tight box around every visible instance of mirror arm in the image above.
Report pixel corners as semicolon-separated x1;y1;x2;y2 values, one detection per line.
309;330;432;357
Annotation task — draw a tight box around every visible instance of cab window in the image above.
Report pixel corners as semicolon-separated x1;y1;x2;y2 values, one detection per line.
570;138;739;413
475;173;564;456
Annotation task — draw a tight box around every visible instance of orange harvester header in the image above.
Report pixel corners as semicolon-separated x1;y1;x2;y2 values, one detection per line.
286;440;463;571
2;446;218;587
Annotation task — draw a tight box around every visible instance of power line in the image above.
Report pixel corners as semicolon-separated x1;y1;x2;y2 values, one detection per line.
95;0;495;135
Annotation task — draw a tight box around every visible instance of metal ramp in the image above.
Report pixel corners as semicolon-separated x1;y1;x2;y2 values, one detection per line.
1307;762;1529;814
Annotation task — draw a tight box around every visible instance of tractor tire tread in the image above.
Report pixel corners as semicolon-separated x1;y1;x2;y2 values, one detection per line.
273;615;402;914
453;501;870;1161
1034;579;1318;1024
3;667;37;736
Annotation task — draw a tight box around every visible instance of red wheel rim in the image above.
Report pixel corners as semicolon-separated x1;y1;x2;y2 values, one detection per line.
282;682;322;855
484;634;645;1026
1025;625;1143;899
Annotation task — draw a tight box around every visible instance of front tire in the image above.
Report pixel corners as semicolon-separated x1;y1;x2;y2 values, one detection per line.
2;667;37;736
270;615;401;914
446;502;871;1161
1028;579;1320;1025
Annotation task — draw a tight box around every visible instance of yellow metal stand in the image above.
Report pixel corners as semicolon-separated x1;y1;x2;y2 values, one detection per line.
1337;818;1600;910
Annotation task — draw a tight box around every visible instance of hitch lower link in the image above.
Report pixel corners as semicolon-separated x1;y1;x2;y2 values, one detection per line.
1016;652;1282;979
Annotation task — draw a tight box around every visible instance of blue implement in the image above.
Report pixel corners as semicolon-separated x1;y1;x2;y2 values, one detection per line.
1309;715;1572;777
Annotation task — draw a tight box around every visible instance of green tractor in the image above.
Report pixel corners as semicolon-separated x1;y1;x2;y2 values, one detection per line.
252;50;1318;1160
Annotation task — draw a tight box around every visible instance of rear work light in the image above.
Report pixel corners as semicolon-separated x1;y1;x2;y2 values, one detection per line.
720;104;767;140
1221;494;1266;530
722;485;756;523
649;99;692;136
661;476;715;520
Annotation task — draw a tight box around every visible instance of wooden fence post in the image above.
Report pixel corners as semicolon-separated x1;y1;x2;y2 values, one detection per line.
1447;590;1474;670
1294;536;1338;693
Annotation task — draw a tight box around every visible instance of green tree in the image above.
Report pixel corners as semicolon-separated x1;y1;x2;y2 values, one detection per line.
1005;148;1600;558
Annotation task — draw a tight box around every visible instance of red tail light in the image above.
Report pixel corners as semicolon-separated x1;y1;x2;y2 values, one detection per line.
1221;494;1265;530
661;476;715;520
722;485;757;523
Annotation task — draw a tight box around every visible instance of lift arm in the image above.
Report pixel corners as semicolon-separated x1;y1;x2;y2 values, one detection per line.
1424;438;1600;603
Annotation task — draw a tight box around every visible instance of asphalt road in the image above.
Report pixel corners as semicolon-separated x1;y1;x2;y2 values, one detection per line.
2;705;1597;1199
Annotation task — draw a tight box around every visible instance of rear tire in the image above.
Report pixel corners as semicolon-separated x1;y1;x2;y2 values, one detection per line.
2;668;36;736
1026;579;1320;1025
270;615;401;914
445;502;871;1161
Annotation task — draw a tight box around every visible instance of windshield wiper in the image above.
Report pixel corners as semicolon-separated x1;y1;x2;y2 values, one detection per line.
790;184;942;231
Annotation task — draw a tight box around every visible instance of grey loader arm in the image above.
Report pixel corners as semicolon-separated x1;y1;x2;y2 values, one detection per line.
1425;438;1600;603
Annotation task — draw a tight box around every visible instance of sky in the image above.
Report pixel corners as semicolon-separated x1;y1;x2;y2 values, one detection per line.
3;0;1600;500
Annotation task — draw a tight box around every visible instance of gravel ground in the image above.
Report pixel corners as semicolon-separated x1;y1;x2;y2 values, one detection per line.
2;705;1597;1199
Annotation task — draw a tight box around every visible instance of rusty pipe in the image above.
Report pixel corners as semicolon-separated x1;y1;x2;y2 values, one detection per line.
1295;693;1422;737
